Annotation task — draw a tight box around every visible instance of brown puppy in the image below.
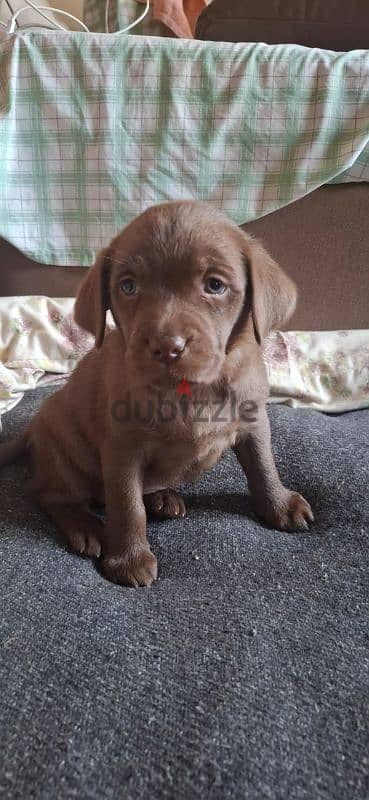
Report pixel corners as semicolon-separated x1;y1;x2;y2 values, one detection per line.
1;202;313;586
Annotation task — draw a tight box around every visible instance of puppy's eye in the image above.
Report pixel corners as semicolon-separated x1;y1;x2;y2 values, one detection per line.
120;278;137;295
204;277;227;295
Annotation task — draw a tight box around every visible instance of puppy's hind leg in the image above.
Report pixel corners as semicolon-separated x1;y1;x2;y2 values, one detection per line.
43;503;103;558
144;489;186;520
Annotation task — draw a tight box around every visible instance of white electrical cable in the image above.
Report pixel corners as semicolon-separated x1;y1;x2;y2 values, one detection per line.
8;5;64;31
105;0;150;34
3;0;18;25
7;0;89;32
5;0;147;36
38;5;89;30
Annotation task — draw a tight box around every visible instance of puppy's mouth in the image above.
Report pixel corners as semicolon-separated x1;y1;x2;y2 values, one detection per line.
127;347;224;387
149;351;224;386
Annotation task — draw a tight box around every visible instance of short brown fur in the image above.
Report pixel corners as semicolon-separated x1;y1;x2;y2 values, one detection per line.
1;202;313;586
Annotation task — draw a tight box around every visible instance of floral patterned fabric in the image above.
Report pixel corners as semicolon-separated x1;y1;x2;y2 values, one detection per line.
264;331;369;413
0;297;368;428
0;297;92;428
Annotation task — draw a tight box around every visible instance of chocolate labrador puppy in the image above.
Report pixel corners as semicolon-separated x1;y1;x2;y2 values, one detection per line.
0;201;313;586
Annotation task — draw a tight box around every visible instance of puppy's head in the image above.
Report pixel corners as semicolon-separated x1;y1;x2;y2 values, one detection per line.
75;202;296;385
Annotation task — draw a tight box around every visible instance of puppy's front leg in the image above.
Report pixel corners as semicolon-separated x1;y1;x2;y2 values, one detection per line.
233;408;313;532
100;448;157;587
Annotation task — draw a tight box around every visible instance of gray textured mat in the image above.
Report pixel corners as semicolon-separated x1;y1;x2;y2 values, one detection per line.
0;388;368;800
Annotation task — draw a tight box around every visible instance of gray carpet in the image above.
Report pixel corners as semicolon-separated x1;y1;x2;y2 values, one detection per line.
0;387;368;800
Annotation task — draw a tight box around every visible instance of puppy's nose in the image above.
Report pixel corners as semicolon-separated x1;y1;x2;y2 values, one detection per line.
149;335;186;363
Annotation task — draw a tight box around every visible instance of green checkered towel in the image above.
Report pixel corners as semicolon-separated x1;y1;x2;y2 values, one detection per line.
0;30;369;266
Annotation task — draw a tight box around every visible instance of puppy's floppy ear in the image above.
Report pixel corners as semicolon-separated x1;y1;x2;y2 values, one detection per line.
74;246;111;348
242;235;297;344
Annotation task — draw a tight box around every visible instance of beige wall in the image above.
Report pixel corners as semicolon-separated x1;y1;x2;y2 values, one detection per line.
49;0;83;21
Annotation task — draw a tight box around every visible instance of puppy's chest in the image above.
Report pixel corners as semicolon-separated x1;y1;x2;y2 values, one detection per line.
143;412;238;492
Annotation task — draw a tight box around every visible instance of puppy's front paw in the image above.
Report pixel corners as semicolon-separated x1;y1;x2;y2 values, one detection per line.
64;514;104;558
255;490;314;533
67;530;102;558
145;489;186;520
101;546;158;588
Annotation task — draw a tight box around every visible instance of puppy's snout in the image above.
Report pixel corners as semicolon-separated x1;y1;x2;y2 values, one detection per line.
148;335;187;364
